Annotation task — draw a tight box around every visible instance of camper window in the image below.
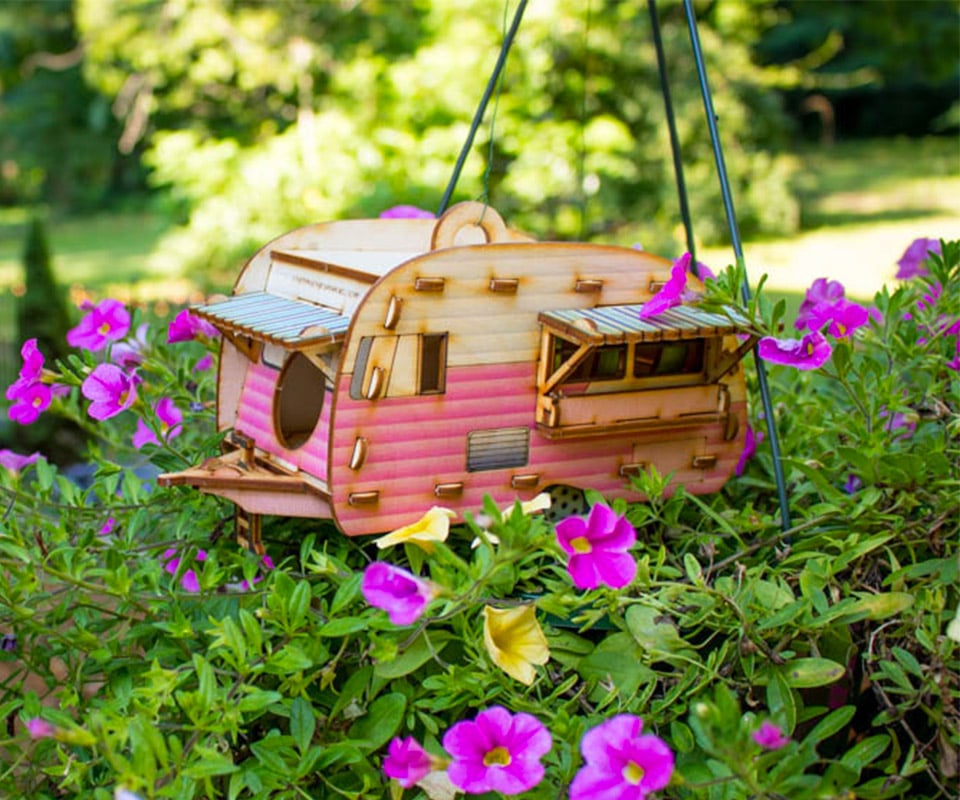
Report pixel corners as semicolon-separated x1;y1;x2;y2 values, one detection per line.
633;340;705;378
419;333;448;394
275;352;327;449
552;337;626;383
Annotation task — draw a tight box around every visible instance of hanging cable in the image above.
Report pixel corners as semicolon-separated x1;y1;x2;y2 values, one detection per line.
648;0;696;270
680;0;792;530
437;0;529;216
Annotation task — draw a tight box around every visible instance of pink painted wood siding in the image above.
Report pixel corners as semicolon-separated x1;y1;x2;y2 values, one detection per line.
330;361;746;535
235;360;332;482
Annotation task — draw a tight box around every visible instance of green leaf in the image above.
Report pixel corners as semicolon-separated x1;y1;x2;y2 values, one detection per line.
286;580;312;630
776;657;846;688
803;705;856;744
625;605;696;660
348;692;406;752
374;631;452;679
833;592;914;624
841;734;890;771
318;617;368;637
290;697;316;754
578;632;656;700
330;572;363;615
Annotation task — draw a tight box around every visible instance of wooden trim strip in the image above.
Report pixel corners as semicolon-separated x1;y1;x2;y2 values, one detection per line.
270;249;379;284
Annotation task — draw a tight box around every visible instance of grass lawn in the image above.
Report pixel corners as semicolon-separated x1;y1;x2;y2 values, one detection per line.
700;137;960;301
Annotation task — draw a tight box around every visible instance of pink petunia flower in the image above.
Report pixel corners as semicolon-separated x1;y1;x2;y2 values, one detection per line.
795;278;845;332
111;323;150;369
379;205;435;219
81;364;137;420
382;736;433;788
555;502;637;590
67;298;131;352
196;353;214;371
896;237;941;280
26;717;56;740
947;337;960;372
162;547;208;593
804;297;869;338
18;338;45;380
757;331;832;370
639;253;691;319
752;720;790;750
0;449;41;472
6;379;53;425
132;398;183;449
361;562;435;626
442;706;551;795
569;715;674;800
734;424;763;477
167;309;218;344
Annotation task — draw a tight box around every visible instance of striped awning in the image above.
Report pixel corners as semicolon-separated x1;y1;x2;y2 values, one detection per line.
194;292;351;348
539;303;747;345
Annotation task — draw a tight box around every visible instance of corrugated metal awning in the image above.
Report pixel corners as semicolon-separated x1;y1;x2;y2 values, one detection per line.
194;292;351;348
539;303;747;345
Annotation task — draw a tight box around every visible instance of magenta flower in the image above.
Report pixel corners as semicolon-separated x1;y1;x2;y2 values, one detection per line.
18;338;44;380
162;548;208;593
196;353;214;371
947;338;960;372
734;424;763;477
81;364;137;420
569;715;674;800
639;253;690;319
896;237;941;279
132;398;183;449
99;517;116;535
752;720;790;750
443;706;551;795
757;331;831;370
0;449;41;472
361;562;435;625
167;309;218;344
795;278;845;331
383;736;433;788
26;718;56;740
67;298;130;351
555;502;637;590
879;408;916;442
379;205;435;219
112;323;150;369
804;298;869;338
6;379;52;425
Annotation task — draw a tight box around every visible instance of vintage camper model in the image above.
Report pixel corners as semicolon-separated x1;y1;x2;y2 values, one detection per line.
159;202;753;546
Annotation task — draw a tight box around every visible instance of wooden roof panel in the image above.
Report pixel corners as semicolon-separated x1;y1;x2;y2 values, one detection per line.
194;291;351;347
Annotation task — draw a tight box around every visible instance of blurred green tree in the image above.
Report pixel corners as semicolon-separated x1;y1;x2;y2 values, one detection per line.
10;217;85;462
0;0;129;210
73;0;799;282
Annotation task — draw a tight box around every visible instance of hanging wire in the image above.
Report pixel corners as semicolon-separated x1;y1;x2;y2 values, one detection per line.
680;0;792;530
437;0;529;216
647;0;696;270
575;0;593;240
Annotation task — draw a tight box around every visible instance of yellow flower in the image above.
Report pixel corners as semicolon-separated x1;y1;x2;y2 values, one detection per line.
374;507;456;552
505;492;551;516
482;605;550;685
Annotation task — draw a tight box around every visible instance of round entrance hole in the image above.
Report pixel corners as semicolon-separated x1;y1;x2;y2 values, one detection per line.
274;352;326;450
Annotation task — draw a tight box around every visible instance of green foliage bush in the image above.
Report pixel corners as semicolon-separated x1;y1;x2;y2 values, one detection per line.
0;239;957;799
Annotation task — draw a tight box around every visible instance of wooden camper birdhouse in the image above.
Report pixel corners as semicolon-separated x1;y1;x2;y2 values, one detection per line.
158;201;755;545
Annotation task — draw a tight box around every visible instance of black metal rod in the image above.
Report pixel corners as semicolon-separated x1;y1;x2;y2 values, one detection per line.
681;0;792;530
648;0;696;270
437;0;529;216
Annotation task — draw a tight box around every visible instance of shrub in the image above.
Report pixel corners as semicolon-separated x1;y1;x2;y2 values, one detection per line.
0;238;956;799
